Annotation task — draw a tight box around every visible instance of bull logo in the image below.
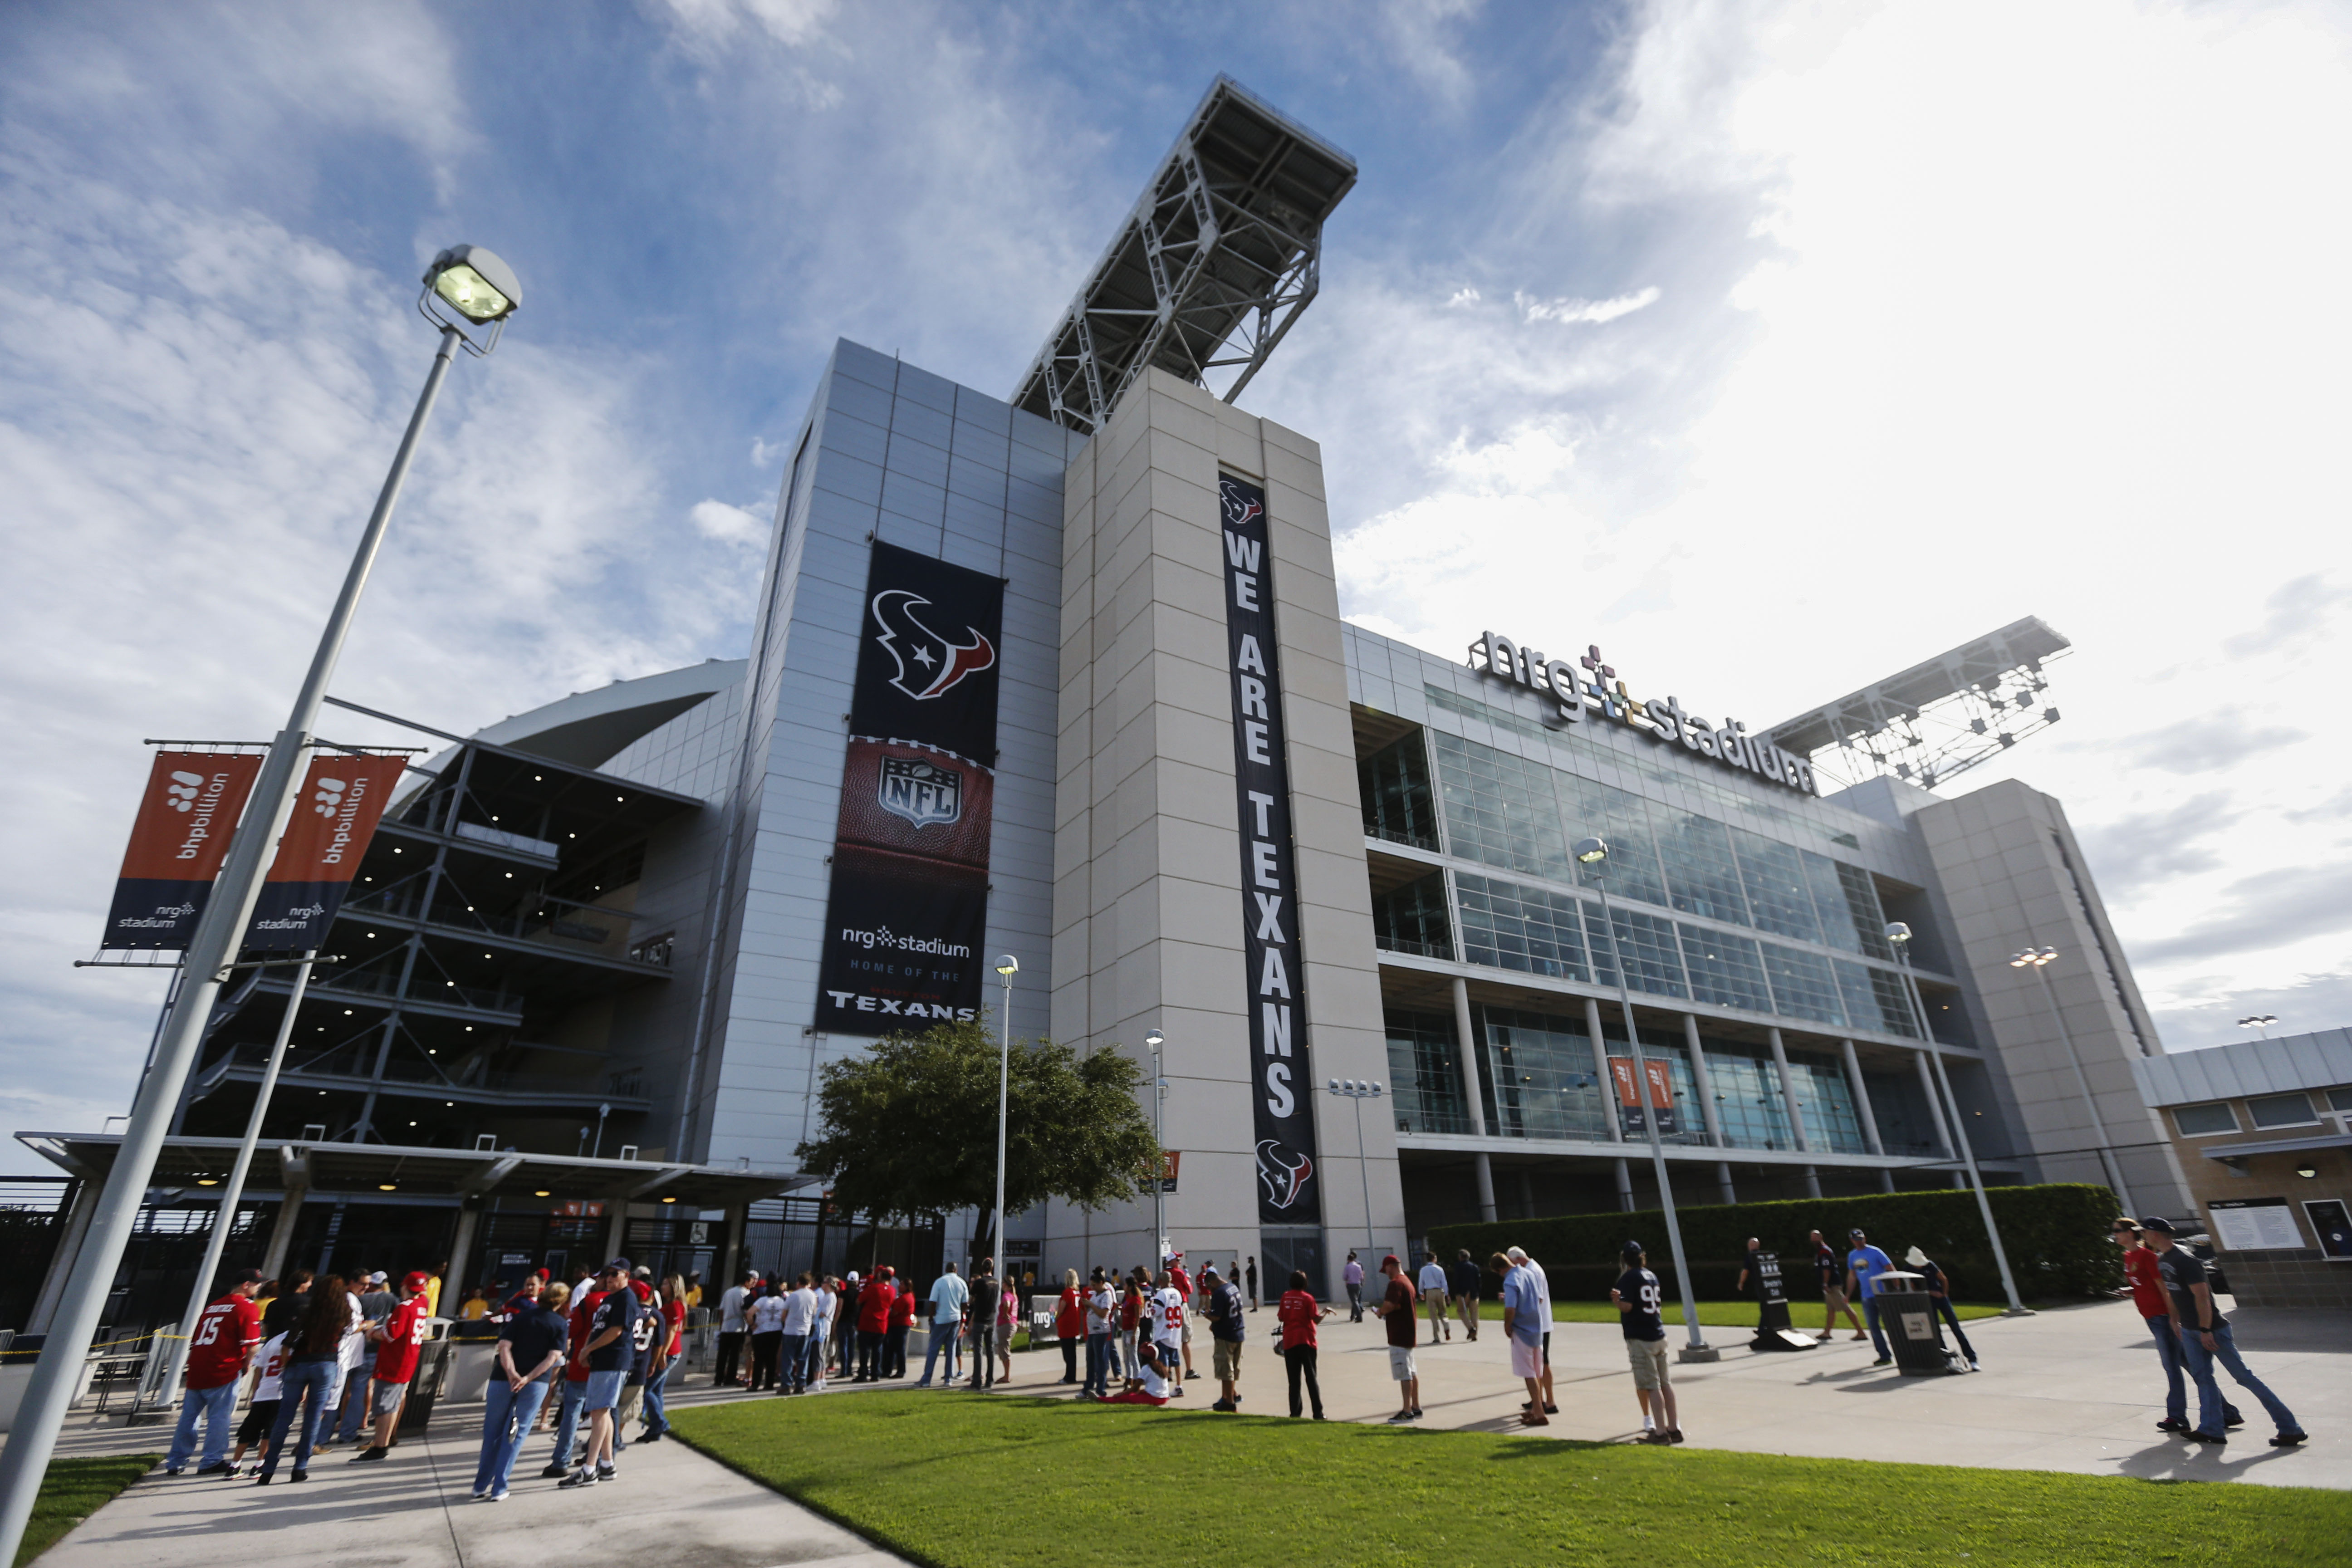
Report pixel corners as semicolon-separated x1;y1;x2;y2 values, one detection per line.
877;755;961;829
1219;478;1263;530
1256;1138;1313;1210
870;588;996;701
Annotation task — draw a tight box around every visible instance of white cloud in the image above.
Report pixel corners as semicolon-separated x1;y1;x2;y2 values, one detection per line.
1515;285;1661;325
690;498;770;545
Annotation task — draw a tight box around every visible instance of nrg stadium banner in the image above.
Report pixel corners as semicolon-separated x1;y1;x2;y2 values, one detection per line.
243;752;410;951
102;750;265;949
816;541;1004;1030
1218;474;1322;1225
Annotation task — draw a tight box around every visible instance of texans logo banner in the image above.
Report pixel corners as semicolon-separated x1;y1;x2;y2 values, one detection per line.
244;752;411;952
102;750;265;950
1218;474;1322;1224
818;542;1007;1030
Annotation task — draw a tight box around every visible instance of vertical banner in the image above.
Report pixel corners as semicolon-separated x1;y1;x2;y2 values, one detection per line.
815;542;1005;1029
1609;1057;1680;1135
101;751;265;949
244;752;411;951
1219;473;1321;1224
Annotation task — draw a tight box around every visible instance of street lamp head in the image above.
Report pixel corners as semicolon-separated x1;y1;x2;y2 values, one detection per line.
1573;836;1609;865
995;954;1019;976
1327;1077;1340;1093
1369;1081;1385;1097
420;244;521;354
1144;1029;1164;1051
1884;921;1912;946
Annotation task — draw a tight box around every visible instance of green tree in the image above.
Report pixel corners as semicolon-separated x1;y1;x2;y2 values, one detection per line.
794;1019;1161;1246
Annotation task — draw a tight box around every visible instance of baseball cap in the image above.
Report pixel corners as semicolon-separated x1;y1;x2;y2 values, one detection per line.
402;1270;431;1293
370;1271;388;1284
2140;1216;2176;1234
1201;1266;1220;1280
1379;1254;1401;1269
235;1267;263;1284
634;1265;652;1278
1847;1229;1866;1239
1620;1241;1644;1262
605;1257;632;1274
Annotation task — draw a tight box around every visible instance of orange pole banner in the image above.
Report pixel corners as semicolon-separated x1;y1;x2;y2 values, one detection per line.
101;751;265;950
244;752;410;952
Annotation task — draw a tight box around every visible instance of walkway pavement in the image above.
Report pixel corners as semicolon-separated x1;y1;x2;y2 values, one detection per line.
21;1295;2346;1566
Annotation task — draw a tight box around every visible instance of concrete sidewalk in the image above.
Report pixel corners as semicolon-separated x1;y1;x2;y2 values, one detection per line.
33;1387;907;1568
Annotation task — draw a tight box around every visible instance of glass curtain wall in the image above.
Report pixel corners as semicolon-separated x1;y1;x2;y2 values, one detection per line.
1480;1007;1610;1141
1360;733;1441;852
1370;871;1454;959
1383;1008;1475;1135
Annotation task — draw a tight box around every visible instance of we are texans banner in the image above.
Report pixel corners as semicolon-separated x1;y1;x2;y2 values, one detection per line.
102;751;265;949
244;752;409;952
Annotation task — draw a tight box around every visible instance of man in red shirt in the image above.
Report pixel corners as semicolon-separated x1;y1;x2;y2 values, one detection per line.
543;1280;604;1476
2114;1219;2236;1434
164;1268;264;1475
885;1269;916;1378
855;1268;896;1382
350;1271;433;1462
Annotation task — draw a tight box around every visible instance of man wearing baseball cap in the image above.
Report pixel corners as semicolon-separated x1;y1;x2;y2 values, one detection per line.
162;1268;263;1476
1612;1242;1681;1443
1842;1228;1897;1367
349;1271;434;1463
1371;1254;1421;1423
561;1260;642;1488
2141;1218;2306;1448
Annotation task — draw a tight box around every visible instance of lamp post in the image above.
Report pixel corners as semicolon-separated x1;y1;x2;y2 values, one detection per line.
1145;1029;1167;1264
1325;1079;1383;1258
0;245;520;1564
1887;923;2029;1313
990;956;1017;1265
2010;945;2135;1215
1574;837;1714;1361
2238;1014;2278;1041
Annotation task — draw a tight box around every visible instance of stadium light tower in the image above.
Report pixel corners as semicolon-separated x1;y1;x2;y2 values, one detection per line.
0;246;520;1566
1574;837;1715;1362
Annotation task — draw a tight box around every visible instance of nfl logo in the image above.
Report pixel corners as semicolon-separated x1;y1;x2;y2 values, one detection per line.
877;755;961;829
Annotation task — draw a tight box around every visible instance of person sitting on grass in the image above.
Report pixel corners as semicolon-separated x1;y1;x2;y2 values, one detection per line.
1103;1334;1175;1406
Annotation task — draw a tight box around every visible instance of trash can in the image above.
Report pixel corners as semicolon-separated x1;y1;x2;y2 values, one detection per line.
1872;1274;1960;1376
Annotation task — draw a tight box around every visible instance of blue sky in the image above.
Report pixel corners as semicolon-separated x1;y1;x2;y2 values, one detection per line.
7;0;2352;1137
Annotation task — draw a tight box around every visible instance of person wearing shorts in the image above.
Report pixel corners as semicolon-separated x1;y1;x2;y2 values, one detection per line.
1501;1250;1546;1426
1373;1254;1420;1423
1612;1241;1681;1443
1203;1267;1245;1411
1810;1229;1867;1341
559;1260;639;1489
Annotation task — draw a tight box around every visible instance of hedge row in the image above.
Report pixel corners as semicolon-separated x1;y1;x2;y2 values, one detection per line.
1427;1182;2124;1303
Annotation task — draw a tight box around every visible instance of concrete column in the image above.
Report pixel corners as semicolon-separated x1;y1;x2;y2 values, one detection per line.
721;1201;750;1288
603;1200;629;1267
1682;1014;1726;1150
1613;1158;1633;1212
1767;1027;1809;1152
259;1186;307;1281
1451;978;1498;1222
1715;1162;1737;1205
1914;1050;1956;1158
26;1179;103;1335
1582;997;1622;1145
1802;1166;1823;1198
445;1202;483;1306
1517;1167;1535;1218
1841;1040;1885;1155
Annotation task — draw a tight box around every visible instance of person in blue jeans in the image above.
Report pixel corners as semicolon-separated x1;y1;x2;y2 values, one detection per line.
2144;1217;2306;1448
473;1289;568;1500
257;1276;358;1485
917;1262;966;1387
1843;1228;1896;1366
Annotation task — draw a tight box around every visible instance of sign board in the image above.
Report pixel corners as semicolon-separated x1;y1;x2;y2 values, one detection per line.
1003;1239;1041;1259
102;751;265;949
1607;1057;1678;1136
2208;1197;2304;1253
557;1200;607;1220
1161;1150;1181;1194
2303;1199;2352;1260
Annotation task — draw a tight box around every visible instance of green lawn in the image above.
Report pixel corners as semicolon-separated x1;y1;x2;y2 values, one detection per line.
669;1394;2347;1568
1472;1298;2006;1327
15;1455;156;1567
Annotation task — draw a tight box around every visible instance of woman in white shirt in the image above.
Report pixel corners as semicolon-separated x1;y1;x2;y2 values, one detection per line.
746;1283;786;1392
804;1277;837;1393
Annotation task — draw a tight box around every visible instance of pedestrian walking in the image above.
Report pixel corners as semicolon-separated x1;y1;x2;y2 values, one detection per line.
470;1279;567;1501
1245;1256;1258;1310
1274;1269;1328;1418
349;1271;432;1464
1449;1250;1483;1341
1416;1251;1452;1342
1203;1265;1245;1411
715;1270;756;1387
255;1274;360;1485
1612;1241;1681;1443
1148;1268;1186;1398
2143;1217;2306;1447
1343;1250;1365;1321
1373;1254;1421;1422
1055;1269;1085;1384
1081;1267;1116;1399
559;1259;641;1489
966;1259;1002;1389
1901;1247;1979;1370
2113;1220;2234;1434
1843;1228;1898;1366
1501;1249;1547;1426
612;1270;661;1445
162;1267;264;1476
918;1261;966;1387
1809;1229;1868;1341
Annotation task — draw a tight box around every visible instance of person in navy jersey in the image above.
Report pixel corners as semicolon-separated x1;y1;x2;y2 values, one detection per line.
472;1283;566;1500
1843;1228;1897;1366
2142;1217;2305;1448
1611;1242;1681;1444
559;1259;640;1489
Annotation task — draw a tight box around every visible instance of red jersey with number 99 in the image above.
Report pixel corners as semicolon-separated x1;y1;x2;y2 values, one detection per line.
374;1295;430;1383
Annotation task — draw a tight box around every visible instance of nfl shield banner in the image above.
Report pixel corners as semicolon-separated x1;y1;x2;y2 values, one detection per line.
101;750;265;949
816;543;1006;1029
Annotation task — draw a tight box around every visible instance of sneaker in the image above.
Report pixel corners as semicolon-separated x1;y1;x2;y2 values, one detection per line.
2156;1418;2189;1433
1544;1404;1558;1415
540;1463;570;1478
1871;1357;1893;1367
2226;1409;2245;1428
163;1468;184;1478
220;1465;243;1479
488;1489;509;1502
1667;1429;1686;1444
1387;1411;1413;1423
595;1464;616;1481
640;1431;662;1444
2186;1431;2226;1446
1210;1400;1235;1412
558;1468;598;1490
2271;1432;2309;1447
289;1470;309;1482
472;1487;489;1500
349;1447;388;1464
196;1461;233;1476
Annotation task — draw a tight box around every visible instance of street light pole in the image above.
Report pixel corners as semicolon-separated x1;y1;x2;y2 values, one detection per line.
1575;838;1714;1361
2012;946;2135;1215
1145;1029;1166;1264
0;246;521;1566
1888;924;2029;1314
1325;1079;1382;1258
990;956;1017;1266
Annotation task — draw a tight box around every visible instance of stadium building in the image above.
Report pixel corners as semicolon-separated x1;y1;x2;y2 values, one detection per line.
20;79;2195;1324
